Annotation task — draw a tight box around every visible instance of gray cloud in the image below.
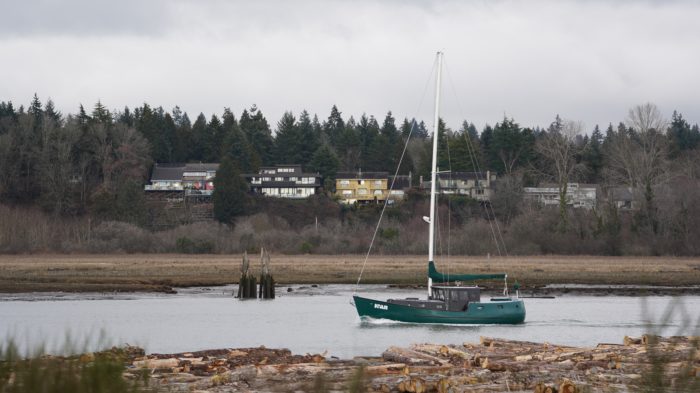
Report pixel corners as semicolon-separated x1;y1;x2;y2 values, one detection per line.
2;0;699;132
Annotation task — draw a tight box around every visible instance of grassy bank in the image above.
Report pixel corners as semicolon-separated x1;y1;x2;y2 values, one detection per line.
1;254;699;293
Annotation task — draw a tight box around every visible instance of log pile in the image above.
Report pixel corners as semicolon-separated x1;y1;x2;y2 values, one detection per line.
118;335;698;392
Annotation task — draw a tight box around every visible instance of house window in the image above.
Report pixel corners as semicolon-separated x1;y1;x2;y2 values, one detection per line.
342;190;353;196
278;168;293;173
357;189;368;195
374;190;383;195
374;180;383;186
289;177;297;182
339;180;350;186
263;169;275;174
262;177;271;181
275;177;283;181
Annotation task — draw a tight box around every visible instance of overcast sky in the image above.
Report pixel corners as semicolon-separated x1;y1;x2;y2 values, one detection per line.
2;0;699;133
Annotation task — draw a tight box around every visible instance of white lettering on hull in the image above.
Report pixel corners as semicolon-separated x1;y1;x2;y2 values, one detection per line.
373;303;388;310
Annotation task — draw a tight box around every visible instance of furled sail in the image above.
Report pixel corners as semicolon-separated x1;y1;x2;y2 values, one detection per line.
428;261;506;283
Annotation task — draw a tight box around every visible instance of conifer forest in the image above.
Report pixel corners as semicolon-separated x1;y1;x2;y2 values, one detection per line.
2;95;700;256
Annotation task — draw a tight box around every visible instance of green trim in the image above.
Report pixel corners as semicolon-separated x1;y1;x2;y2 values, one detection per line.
428;261;506;282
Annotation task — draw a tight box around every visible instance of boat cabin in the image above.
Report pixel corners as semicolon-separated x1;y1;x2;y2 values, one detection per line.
387;285;481;312
430;285;481;311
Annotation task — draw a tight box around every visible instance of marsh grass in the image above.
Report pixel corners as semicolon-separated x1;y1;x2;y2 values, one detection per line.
0;338;152;393
638;298;700;393
1;254;699;293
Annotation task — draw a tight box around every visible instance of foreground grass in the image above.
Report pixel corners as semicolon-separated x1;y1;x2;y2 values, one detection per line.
1;254;699;293
0;342;151;393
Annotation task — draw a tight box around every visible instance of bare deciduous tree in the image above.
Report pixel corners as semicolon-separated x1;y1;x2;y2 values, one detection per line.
535;119;585;230
604;103;669;233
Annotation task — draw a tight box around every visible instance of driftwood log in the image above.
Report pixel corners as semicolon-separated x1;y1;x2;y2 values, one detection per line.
116;335;699;392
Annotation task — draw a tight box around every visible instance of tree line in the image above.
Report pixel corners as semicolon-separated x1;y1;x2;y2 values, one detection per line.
1;95;700;244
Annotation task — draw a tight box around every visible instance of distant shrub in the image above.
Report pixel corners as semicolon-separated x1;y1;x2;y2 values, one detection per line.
300;241;314;254
378;228;399;241
175;237;214;254
89;221;154;253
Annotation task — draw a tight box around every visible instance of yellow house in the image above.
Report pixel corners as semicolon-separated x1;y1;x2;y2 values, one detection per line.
335;171;389;204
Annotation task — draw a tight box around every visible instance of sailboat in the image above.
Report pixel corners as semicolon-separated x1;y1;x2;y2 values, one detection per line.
352;52;526;324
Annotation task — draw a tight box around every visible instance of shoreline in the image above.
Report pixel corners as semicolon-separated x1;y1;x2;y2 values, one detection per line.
1;254;699;295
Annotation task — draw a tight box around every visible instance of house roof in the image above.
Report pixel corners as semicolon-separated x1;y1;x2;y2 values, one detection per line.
150;163;219;181
184;163;219;172
151;164;185;181
243;164;319;177
336;171;389;180
388;175;412;189
609;187;636;201
437;172;487;181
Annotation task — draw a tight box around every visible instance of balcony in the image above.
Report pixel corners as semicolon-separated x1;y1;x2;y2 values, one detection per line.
144;184;184;191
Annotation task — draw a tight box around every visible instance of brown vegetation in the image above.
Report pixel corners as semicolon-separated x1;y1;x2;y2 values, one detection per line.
1;254;699;293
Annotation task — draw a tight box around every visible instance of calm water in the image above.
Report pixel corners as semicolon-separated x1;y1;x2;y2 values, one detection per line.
1;285;698;358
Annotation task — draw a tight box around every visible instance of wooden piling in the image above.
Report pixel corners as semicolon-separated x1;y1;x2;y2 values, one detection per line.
237;251;257;299
259;248;275;299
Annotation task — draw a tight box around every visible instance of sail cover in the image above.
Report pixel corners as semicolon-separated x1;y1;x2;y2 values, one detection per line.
428;261;506;282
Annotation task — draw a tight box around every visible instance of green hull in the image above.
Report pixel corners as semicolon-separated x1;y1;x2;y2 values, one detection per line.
353;295;525;325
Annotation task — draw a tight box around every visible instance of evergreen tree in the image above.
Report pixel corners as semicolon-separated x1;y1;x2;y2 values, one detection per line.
212;155;248;224
44;99;62;125
161;113;177;162
240;105;274;166
668;111;699;157
135;103;172;163
336;117;360;171
357;114;379;170
173;109;193;162
487;116;534;175
297;110;319;167
580;125;604;182
323;105;345;149
118;106;134;127
447;120;482;171
190;113;208;161
91;101;111;124
222;109;257;172
205;114;224;162
273;111;300;164
309;144;340;191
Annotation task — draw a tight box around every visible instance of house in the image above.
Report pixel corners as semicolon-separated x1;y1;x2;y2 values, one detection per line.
419;171;496;201
387;173;413;202
145;163;218;196
607;187;639;210
523;183;597;209
244;165;321;199
335;171;412;204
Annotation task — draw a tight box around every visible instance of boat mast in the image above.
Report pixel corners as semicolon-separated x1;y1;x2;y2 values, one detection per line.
428;51;443;295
